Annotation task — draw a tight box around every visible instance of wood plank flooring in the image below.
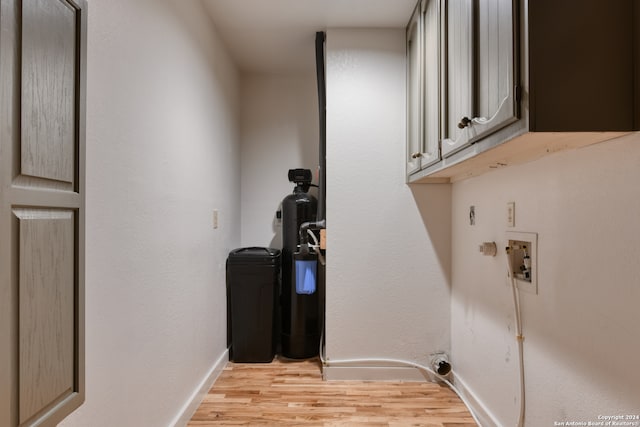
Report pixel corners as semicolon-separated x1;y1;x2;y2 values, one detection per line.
188;358;477;426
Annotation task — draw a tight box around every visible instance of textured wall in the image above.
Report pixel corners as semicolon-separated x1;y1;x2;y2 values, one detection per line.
239;73;318;249
61;0;240;425
325;29;452;375
451;133;640;426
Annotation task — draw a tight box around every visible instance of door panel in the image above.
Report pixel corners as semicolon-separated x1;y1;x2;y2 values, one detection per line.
441;0;474;157
406;4;422;176
0;0;86;425
21;0;77;185
472;0;518;141
442;0;517;158
17;209;75;424
421;0;440;168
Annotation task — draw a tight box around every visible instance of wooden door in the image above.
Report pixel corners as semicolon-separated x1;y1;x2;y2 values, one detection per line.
0;0;87;426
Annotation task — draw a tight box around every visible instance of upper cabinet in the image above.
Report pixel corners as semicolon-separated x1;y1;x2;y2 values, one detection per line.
408;0;639;183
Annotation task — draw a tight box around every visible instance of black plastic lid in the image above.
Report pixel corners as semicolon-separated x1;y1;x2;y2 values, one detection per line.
227;247;281;265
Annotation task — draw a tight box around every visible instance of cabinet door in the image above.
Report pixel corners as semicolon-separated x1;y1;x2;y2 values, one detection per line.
407;0;441;178
406;3;423;176
441;0;518;158
420;0;441;168
472;0;518;140
0;0;87;426
441;0;474;157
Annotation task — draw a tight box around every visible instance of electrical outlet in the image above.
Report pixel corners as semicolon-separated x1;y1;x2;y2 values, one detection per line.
507;202;515;227
213;209;219;229
506;231;537;294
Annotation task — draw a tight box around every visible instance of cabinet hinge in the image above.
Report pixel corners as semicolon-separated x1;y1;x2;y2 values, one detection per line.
515;85;522;103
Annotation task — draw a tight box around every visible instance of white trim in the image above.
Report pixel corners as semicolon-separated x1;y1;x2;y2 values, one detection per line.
169;348;229;427
451;370;501;427
323;365;427;382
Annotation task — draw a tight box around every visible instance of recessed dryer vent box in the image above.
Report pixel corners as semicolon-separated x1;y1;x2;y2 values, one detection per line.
506;231;538;294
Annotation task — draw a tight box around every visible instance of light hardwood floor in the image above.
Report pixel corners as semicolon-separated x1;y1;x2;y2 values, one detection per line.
188;358;477;426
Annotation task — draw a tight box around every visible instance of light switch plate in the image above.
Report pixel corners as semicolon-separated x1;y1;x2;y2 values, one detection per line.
507;202;515;227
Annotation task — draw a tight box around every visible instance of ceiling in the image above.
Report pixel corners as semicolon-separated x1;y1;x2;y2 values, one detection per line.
201;0;417;73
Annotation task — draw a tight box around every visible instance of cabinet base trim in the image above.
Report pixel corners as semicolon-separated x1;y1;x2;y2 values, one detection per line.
410;131;632;183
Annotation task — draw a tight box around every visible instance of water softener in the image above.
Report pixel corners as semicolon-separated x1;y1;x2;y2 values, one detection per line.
281;169;319;359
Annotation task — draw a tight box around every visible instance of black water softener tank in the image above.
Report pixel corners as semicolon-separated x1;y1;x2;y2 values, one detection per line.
281;169;319;359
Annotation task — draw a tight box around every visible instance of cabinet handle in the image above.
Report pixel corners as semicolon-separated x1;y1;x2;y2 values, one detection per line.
457;116;472;129
411;152;422;159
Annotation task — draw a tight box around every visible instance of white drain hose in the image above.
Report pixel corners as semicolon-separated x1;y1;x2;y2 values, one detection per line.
507;246;526;427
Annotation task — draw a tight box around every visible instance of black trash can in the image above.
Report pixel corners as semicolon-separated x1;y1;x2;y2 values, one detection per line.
226;247;280;363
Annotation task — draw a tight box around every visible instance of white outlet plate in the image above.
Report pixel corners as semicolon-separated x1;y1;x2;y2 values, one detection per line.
506;231;537;294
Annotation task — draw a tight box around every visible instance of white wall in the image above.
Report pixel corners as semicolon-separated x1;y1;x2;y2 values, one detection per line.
239;73;318;248
325;29;452;378
61;0;240;426
451;133;640;426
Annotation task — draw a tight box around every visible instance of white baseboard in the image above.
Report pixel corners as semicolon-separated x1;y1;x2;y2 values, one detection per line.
451;370;501;427
323;365;427;382
169;348;229;427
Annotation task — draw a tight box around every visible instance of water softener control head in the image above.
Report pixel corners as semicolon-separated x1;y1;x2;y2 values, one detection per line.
288;168;313;192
